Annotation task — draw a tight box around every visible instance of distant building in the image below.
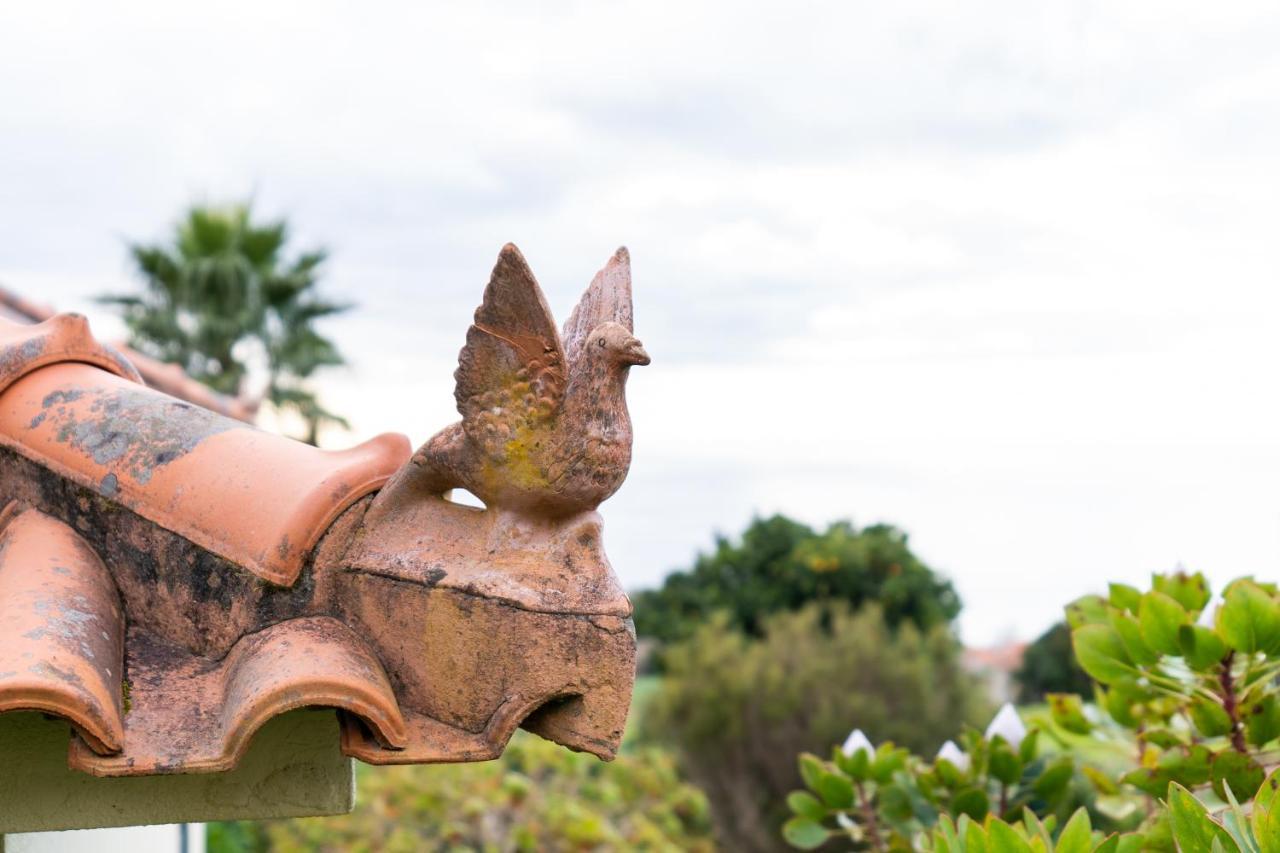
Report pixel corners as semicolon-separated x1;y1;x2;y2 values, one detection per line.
963;641;1028;705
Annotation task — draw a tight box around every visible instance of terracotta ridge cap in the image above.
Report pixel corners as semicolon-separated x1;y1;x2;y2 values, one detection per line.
0;313;142;395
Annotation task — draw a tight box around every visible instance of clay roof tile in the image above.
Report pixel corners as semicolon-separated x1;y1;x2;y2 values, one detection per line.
0;253;638;779
0;360;411;585
0;286;258;422
0;504;125;755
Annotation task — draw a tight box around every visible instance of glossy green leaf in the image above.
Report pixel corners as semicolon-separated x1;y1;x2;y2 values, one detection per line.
1101;684;1140;728
1167;782;1238;852
834;744;871;779
965;820;990;853
934;816;962;853
1218;579;1280;654
1053;809;1092;853
952;786;990;821
936;757;965;787
1019;728;1040;764
1072;624;1133;684
782;817;829;850
1048;693;1092;735
1153;571;1212;614
1111;611;1159;666
1180;623;1229;671
1253;768;1280;853
1190;697;1234;737
1065;595;1110;629
1081;765;1119;795
815;771;854;809
988;820;1034;853
1217;784;1258;853
786;790;826;820
1109;583;1143;614
990;742;1022;786
1160;744;1213;788
870;744;906;783
798;754;824;791
1212;751;1265;802
1138;591;1188;656
1033;759;1074;803
1245;695;1280;748
1115;835;1145;853
1122;766;1172;797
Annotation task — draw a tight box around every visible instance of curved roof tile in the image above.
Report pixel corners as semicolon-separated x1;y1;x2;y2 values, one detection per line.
0;505;125;754
0;314;141;392
0;362;411;585
70;616;407;776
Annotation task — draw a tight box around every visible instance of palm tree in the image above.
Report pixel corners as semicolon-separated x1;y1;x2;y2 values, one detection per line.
102;203;350;444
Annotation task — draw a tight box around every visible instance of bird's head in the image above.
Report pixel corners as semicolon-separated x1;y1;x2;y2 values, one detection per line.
588;321;650;367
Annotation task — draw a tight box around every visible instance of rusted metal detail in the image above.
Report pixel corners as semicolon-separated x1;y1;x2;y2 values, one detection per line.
67;617;406;776
0;363;411;585
0;507;125;754
0;244;641;777
0;314;142;393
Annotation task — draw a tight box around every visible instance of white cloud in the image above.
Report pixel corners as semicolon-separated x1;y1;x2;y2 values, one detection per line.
3;0;1280;643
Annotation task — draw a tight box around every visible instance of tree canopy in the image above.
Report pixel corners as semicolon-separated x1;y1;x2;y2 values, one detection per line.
102;203;350;444
632;514;963;645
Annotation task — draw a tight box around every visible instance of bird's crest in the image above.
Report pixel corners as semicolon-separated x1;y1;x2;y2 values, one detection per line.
453;245;636;447
562;247;633;365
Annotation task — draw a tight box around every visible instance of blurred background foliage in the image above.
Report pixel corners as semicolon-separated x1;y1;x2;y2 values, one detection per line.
102;203;350;444
643;604;990;851
632;515;963;648
209;729;713;852
1014;621;1094;703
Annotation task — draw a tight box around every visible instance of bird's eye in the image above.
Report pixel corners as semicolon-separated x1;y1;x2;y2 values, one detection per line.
597;338;606;348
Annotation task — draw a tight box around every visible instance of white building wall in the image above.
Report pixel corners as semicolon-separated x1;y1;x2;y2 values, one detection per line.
7;823;205;853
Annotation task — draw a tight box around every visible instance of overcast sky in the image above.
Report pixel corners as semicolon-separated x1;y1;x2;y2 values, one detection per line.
3;1;1279;645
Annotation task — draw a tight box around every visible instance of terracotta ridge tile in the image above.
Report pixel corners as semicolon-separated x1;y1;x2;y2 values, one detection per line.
0;363;411;586
0;314;142;394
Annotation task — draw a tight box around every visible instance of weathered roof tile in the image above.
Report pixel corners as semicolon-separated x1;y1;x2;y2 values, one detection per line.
0;505;125;754
69;617;406;776
0;246;639;779
0;362;411;585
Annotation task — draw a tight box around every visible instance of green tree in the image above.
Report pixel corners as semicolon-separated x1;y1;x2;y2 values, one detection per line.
633;515;962;646
1014;621;1093;703
103;203;350;444
643;603;991;851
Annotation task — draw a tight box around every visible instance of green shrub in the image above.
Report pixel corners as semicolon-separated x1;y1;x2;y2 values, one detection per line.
208;730;714;852
633;516;962;647
1062;573;1280;803
645;603;990;851
783;569;1280;851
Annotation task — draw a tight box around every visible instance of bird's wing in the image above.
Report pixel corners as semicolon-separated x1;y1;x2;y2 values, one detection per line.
562;247;633;365
455;244;566;458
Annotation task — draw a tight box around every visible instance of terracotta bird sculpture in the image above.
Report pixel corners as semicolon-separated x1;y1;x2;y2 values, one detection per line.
385;243;649;517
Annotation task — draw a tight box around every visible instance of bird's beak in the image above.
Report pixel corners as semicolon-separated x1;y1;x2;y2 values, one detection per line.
623;337;651;366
